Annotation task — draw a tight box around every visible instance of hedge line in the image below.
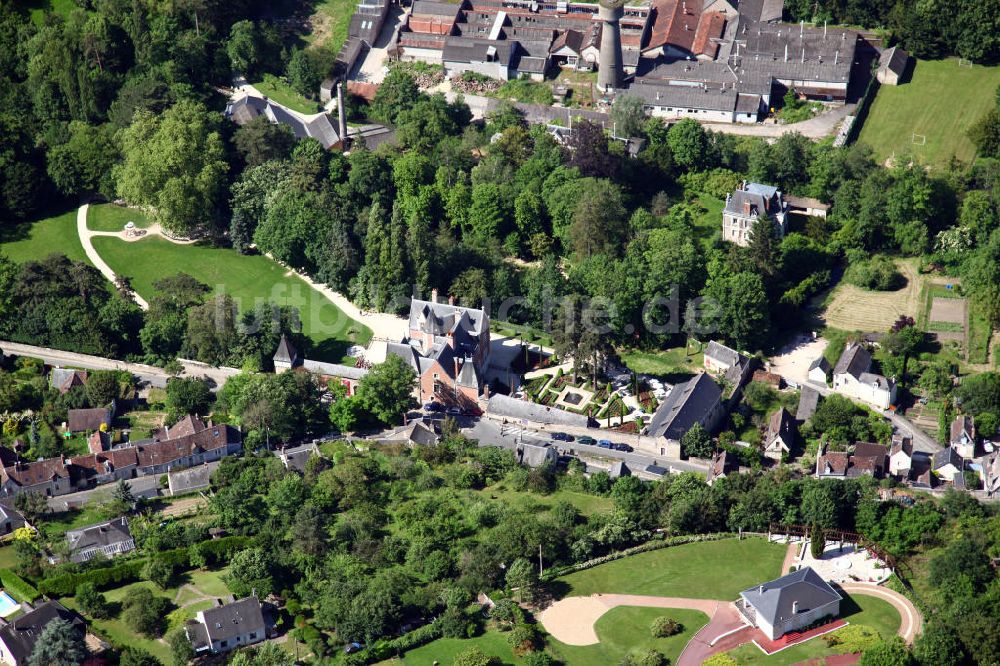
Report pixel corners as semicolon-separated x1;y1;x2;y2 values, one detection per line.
0;568;39;602
38;535;251;596
540;532;737;581
343;620;443;665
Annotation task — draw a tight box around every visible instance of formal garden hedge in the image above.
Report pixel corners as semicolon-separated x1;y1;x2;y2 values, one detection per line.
37;535;251;596
342;620;444;665
0;568;40;602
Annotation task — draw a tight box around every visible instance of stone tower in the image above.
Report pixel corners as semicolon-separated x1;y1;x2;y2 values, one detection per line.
597;0;624;92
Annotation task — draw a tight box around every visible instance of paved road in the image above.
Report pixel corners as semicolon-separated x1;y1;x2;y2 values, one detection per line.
883;410;940;455
0;340;240;390
462;417;709;475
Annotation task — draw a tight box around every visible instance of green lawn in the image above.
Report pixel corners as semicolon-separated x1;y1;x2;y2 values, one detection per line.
307;0;357;53
390;628;524;665
558;538;786;600
87;203;152;232
621;342;705;382
720;594;902;665
252;75;321;115
23;0;79;25
91;235;372;362
549;607;709;666
858;58;1000;168
0;546;18;570
692;194;725;250
0;209;89;265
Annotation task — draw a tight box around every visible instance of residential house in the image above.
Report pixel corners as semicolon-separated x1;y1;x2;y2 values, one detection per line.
399;421;440;447
932;447;963;483
815;446;849;479
707;450;738;485
831;343;896;410
0;601;85;666
851;442;888;478
67;407;112;434
0;503;25;535
888;434;913;478
0;457;74;498
186;596;267;655
722;182;788;247
704;341;750;378
807;357;830;384
736;567;842;641
66;517;135;563
49;368;87;394
950;415;977;459
167;465;214;496
909;465;936;490
517;442;558;469
764;408;795;462
225;94;341;149
980;451;1000;498
796;385;820;424
388;292;492;409
876;46;910;85
646;373;725;457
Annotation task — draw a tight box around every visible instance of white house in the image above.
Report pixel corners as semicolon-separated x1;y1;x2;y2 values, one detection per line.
807;356;830;384
932;447;964;483
65;517;135;563
888;434;913;478
831;343;896;410
764;408;795;461
737;567;842;640
186;596;266;654
950;415;977;459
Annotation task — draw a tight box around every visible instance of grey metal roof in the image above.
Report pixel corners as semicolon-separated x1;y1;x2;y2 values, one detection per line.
486;393;589;427
168;464;213;495
442;38;515;68
199;597;266;644
740;566;841;627
647;373;722;441
411;0;463;17
796;385;819;422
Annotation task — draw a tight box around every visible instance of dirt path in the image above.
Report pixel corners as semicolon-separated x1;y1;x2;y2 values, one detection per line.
538;594;722;646
838;583;922;644
782;541;801;574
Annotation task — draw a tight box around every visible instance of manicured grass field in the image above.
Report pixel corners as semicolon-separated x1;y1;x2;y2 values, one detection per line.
858;59;1000;168
87;203;152;232
558;538;786;600
391;629;522;665
720;594;902;665
0;209;89;265
91;235;371;362
692;194;725;250
549;607;709;666
252;75;321;115
621;342;704;383
0;546;18;570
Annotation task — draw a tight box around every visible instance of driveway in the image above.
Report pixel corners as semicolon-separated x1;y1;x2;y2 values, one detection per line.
702;103;856;141
769;336;828;385
538;594;724;646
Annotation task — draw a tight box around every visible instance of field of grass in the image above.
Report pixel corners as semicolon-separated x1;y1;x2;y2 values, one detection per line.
558;538;786;600
87;204;152;232
0;546;18;570
692;194;725;250
306;0;357;53
822;259;925;333
549;607;709;665
0;209;89;265
91;235;371;362
720;594;902;665
621;342;705;382
252;74;321;115
23;0;78;25
494;79;554;105
389;628;523;665
858;59;1000;168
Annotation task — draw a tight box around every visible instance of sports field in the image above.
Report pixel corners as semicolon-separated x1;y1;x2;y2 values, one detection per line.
91;235;371;362
858;58;1000;168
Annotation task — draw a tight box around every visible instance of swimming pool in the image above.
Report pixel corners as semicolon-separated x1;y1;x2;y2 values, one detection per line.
0;591;19;617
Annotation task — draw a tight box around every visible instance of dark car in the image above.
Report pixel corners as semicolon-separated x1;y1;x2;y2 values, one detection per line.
613;443;633;452
446;406;462;416
423;402;443;412
577;436;596;446
551;432;573;442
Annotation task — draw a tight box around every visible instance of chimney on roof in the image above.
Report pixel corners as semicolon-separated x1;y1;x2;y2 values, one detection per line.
743;200;752;216
759;585;764;594
792;600;799;613
431;288;439;304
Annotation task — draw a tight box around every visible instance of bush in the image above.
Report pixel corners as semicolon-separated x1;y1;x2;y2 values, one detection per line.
845;255;905;291
702;656;739;666
824;624;881;653
453;647;500;666
122;587;171;637
507;624;539;656
75;582;110;619
620;649;668;666
0;568;39;602
650;616;683;638
142;557;174;589
522;652;555;666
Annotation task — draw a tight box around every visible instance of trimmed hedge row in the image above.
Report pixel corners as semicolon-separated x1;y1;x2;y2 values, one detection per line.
541;533;737;581
343;620;444;665
0;568;40;602
38;535;251;596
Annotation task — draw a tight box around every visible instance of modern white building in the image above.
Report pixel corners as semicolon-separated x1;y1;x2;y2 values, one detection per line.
737;567;842;640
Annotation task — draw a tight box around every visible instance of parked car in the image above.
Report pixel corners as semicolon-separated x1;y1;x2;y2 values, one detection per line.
344;643;364;655
597;439;612;448
613;443;632;452
423;402;443;412
551;432;573;442
577;436;596;446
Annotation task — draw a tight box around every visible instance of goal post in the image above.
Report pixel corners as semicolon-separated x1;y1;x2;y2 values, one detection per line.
911;133;926;145
958;58;974;67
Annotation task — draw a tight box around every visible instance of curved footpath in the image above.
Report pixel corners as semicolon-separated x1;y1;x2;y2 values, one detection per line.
77;204;149;310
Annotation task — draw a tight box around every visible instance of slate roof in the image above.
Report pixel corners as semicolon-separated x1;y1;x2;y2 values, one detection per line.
403;422;439;446
645;464;669;476
66;516;133;557
796;385;819;422
168;465;214;495
833;343;872;379
705;341;744;368
411;0;463;17
610;460;632;478
443;38;515;67
518;442;558;468
766;408;794;445
273;334;298;365
932;446;963;471
0;601;84;665
740;566;841;629
409;299;487;338
196;596;266;646
646;373;722;441
486;393;588;427
225;96;341;149
301;360;368;380
808;356;830;373
626;80;744;113
67;408;112;433
878;46;909;75
278;443;320;473
0;502;25;530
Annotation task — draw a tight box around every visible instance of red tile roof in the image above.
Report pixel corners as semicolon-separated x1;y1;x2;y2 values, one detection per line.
692;11;725;58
